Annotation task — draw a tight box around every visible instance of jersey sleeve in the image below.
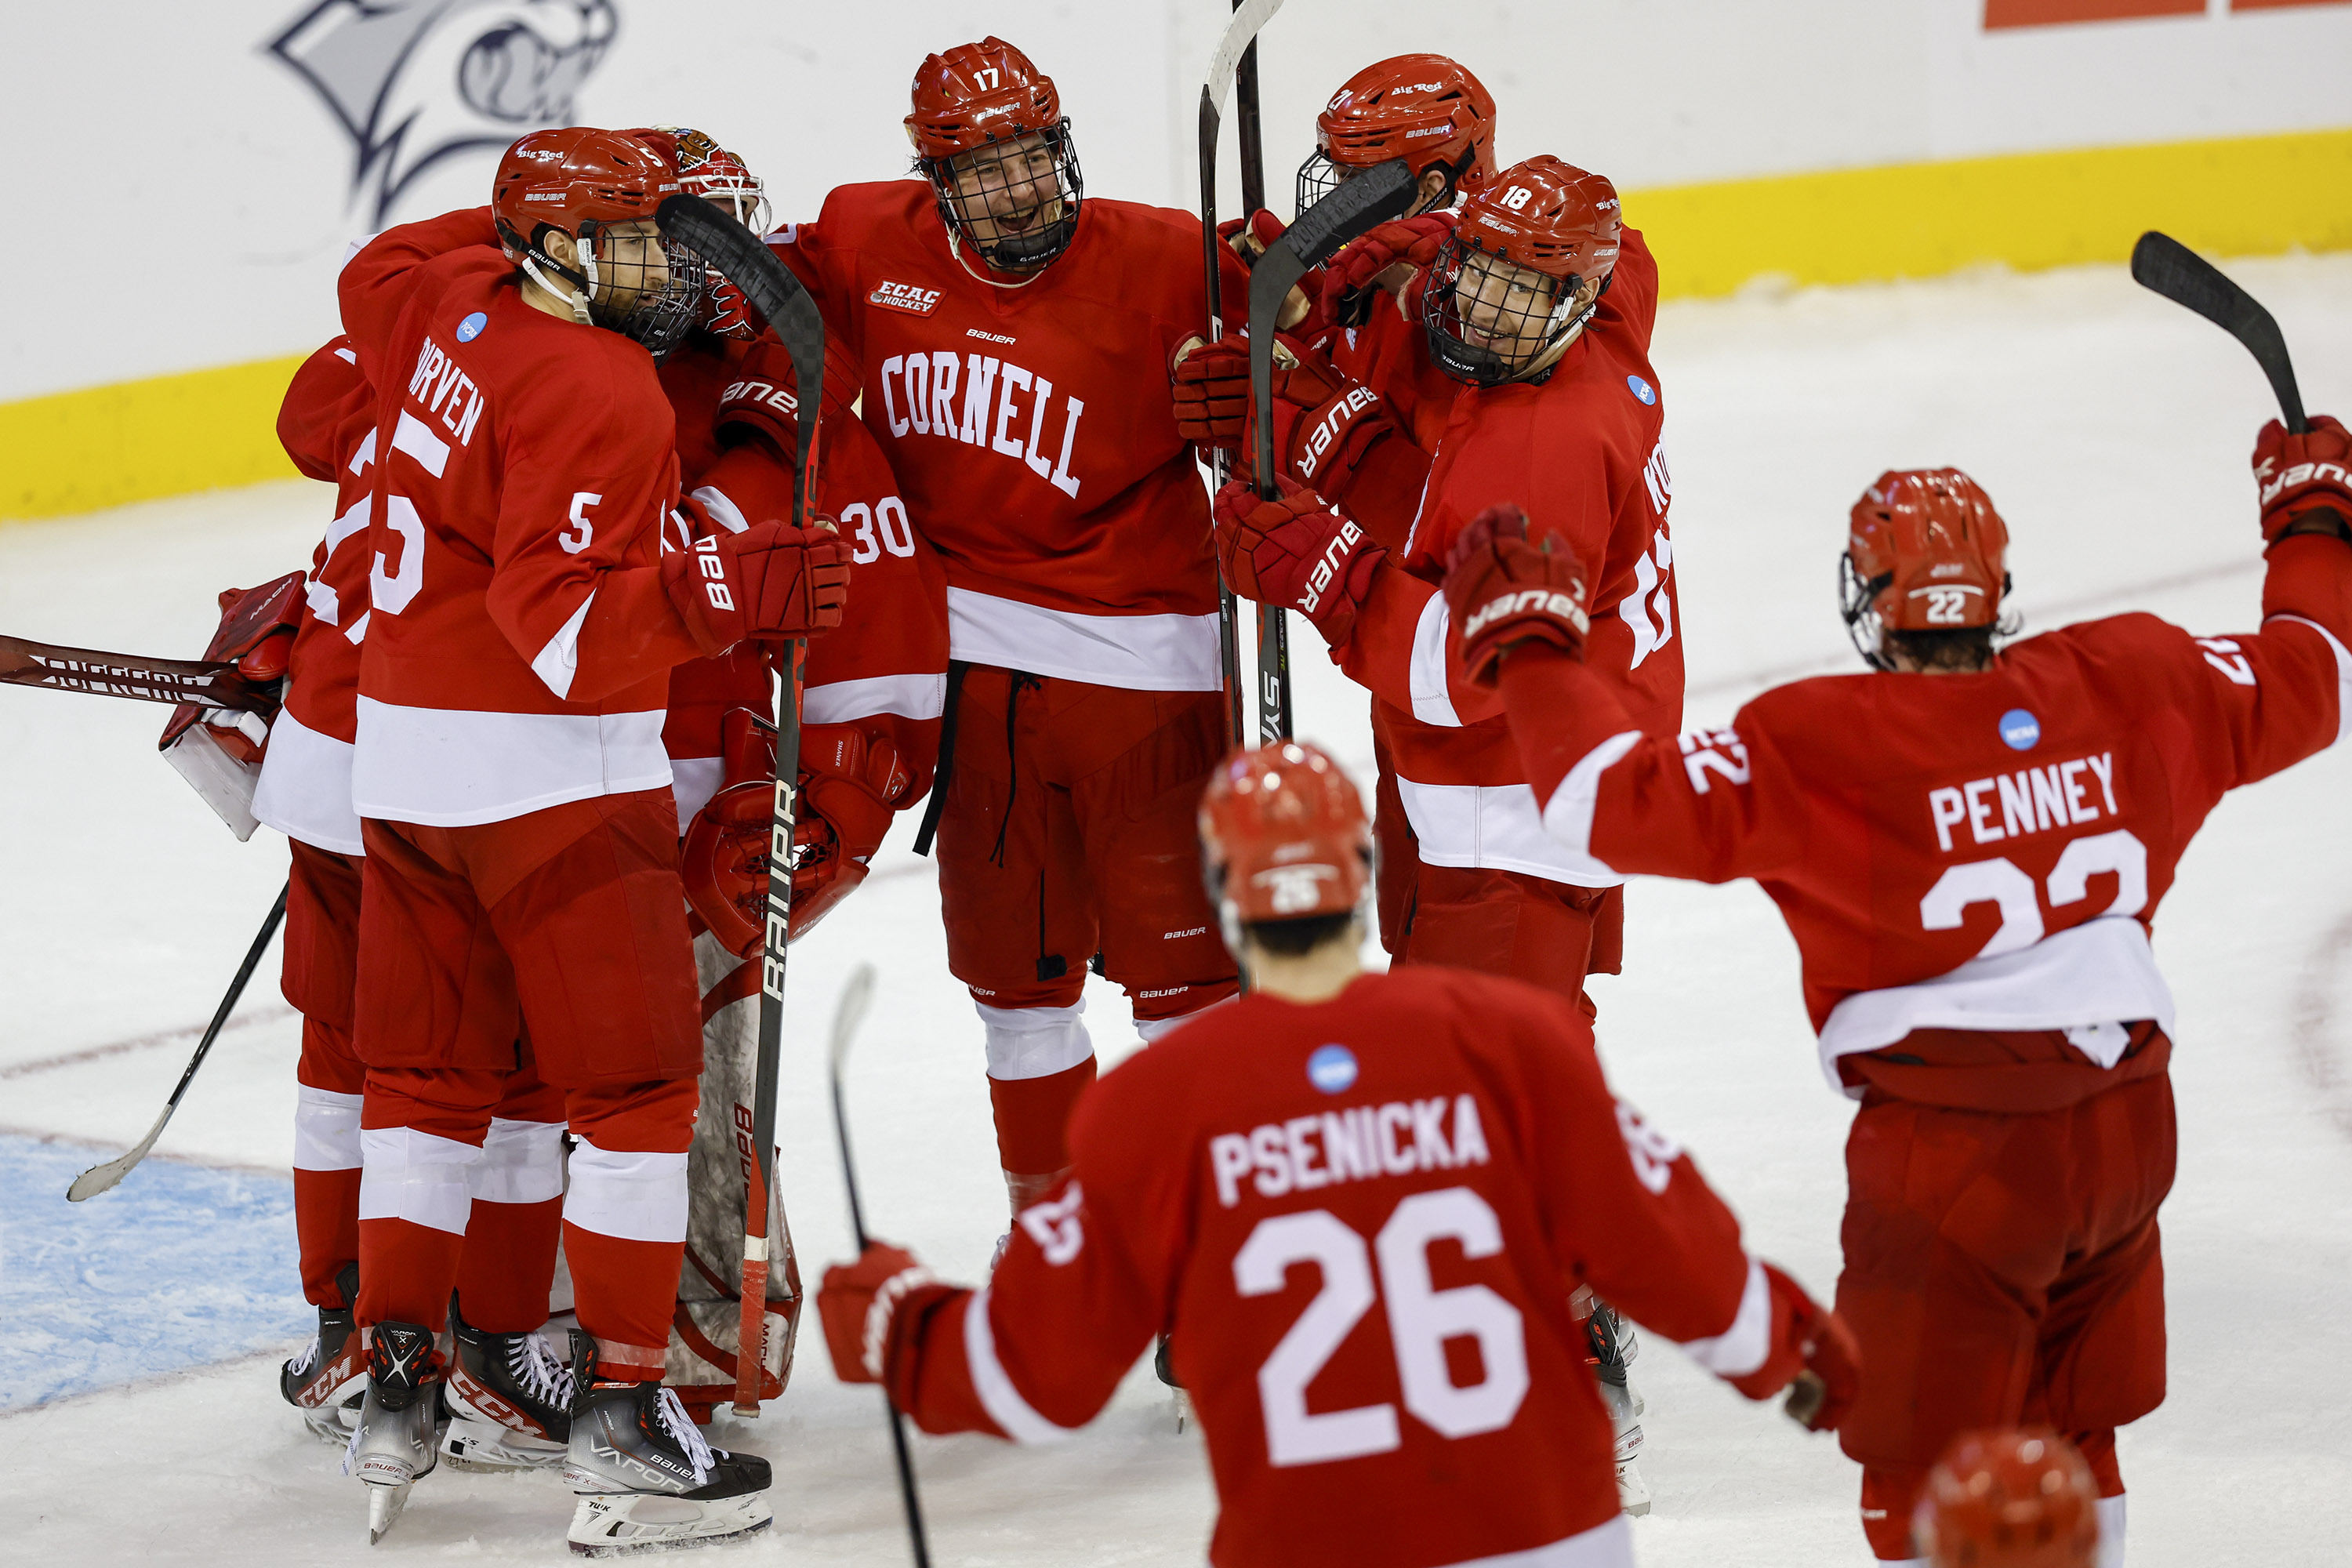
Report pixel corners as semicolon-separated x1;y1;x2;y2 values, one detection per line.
1334;559;1504;727
278;339;368;482
485;376;700;703
338;207;501;387
2170;532;2352;788
1595;226;1659;355
1498;647;1808;884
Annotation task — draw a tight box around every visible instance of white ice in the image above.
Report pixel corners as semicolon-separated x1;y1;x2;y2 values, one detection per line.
5;255;2351;1566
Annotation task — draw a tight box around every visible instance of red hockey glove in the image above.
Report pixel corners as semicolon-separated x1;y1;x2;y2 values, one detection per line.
1723;1263;1861;1435
1218;209;1314;333
1441;504;1592;687
1212;475;1385;644
1173;332;1398;498
818;1241;953;1388
1317;212;1457;325
158;572;306;765
681;710;916;956
2255;415;2352;543
1171;334;1250;450
661;517;851;656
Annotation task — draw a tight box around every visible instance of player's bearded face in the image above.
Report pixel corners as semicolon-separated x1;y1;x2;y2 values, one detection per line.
948;133;1064;250
590;222;670;314
1452;251;1560;370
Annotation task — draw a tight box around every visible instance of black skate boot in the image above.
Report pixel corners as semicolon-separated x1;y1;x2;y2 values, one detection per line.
282;1262;365;1444
1584;1298;1649;1517
442;1297;574;1472
343;1321;443;1544
563;1330;772;1557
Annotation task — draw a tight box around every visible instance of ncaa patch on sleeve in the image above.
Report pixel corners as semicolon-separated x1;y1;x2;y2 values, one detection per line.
456;311;488;343
1626;374;1656;405
1307;1044;1359;1094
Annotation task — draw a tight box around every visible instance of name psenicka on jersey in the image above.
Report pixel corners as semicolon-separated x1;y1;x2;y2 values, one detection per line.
1210;1094;1490;1209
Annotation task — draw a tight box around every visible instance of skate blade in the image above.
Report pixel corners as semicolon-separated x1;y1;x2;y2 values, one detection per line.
1172;1388;1193;1434
367;1480;414;1545
1615;1459;1653;1519
567;1491;774;1557
442;1416;568;1472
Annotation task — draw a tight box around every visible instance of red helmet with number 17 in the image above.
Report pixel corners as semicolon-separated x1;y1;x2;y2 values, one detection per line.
1841;468;2013;669
905;38;1084;272
1198;742;1371;951
1298;54;1498;217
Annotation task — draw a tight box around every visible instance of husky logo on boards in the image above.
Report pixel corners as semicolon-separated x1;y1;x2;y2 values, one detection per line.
870;281;943;316
268;0;618;224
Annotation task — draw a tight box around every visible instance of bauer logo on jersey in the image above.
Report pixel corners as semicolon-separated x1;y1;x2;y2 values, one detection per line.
1307;1044;1359;1094
869;281;943;317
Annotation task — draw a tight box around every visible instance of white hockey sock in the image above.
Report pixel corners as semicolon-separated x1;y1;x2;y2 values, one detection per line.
977;1000;1094;1080
2096;1494;2125;1567
1134;996;1233;1044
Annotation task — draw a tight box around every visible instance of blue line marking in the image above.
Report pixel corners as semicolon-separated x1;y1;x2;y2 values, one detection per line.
0;1134;310;1410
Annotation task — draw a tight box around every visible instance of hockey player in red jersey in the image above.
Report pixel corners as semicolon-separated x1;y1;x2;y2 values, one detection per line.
775;38;1242;1220
332;126;851;1550
1446;426;2352;1564
1210;157;1674;1014
812;740;1857;1568
262;328;574;1468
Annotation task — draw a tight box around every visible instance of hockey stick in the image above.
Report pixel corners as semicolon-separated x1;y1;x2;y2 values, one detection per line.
657;194;824;1418
825;963;933;1568
66;880;289;1200
0;633;275;712
1228;0;1292;744
1247;159;1417;742
1200;0;1286;748
2131;231;2307;434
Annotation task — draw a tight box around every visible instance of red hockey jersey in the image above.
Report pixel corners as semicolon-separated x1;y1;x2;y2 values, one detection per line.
775;185;1222;692
1330;229;1678;888
338;222;706;827
252;335;376;855
1497;535;2352;1091
656;330;949;822
886;966;1791;1568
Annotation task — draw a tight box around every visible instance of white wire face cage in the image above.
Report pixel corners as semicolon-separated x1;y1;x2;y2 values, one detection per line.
1419;238;1591;387
924;120;1084;270
683;171;771;238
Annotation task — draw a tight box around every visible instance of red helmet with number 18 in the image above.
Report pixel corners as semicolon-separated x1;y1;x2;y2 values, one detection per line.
1198;742;1371;951
1298;54;1498;217
1421;155;1621;387
1841;468;2013;669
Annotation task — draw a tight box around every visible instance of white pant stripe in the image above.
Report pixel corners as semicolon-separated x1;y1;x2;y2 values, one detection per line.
357;1126;481;1236
564;1138;688;1243
292;1085;363;1172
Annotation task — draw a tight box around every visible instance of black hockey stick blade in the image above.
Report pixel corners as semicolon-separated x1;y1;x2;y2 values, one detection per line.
657;194;826;523
2130;231;2307;434
67;880;289;1200
1251;160;1417;496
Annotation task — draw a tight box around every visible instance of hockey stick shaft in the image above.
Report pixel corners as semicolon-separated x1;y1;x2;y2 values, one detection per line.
67;880;288;1201
2130;231;2307;433
824;965;931;1567
0;634;272;710
1229;0;1288;743
656;194;826;1417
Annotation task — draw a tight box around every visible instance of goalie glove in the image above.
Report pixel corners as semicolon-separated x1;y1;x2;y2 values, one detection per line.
1441;504;1592;687
158;572;305;766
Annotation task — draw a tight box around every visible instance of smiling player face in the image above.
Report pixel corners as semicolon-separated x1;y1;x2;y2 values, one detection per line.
946;132;1065;262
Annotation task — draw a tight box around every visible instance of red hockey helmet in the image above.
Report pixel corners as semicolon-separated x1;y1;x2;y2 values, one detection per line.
629;125;769;338
1841;468;2013;669
491;126;703;358
1421;156;1622;387
1198;742;1371;946
905;38;1083;272
1917;1429;2100;1566
1297;54;1498;217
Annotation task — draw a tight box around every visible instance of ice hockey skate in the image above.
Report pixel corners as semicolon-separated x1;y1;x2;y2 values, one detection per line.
342;1321;442;1545
1587;1298;1650;1516
563;1332;773;1557
281;1264;365;1443
441;1301;575;1472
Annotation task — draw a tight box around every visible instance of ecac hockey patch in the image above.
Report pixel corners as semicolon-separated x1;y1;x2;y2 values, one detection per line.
2000;710;2041;750
1307;1044;1359;1095
869;281;942;317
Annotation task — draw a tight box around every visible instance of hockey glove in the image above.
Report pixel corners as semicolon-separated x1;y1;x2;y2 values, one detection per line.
2255;415;2352;543
1318;212;1458;327
1723;1263;1861;1435
158;572;306;765
1213;475;1385;645
1442;504;1592;687
1174;332;1399;502
818;1241;955;1389
660;517;851;656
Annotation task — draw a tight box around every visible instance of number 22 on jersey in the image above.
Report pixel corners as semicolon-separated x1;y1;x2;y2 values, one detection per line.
1236;1186;1529;1468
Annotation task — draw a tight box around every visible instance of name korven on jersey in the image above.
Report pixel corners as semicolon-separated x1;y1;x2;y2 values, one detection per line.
875;346;1085;500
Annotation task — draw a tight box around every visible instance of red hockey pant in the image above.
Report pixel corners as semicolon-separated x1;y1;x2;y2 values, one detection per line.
285;837;562;1323
1372;759;1622;1012
352;792;704;1378
1836;1073;2174;1559
935;669;1238;1178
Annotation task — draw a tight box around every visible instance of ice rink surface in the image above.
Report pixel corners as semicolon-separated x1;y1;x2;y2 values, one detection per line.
5;255;2352;1564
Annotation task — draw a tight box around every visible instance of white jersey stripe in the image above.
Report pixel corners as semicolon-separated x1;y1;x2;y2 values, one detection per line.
962;1285;1083;1446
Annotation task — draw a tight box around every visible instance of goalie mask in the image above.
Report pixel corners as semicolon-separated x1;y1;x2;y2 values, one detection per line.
1296;54;1497;220
491;126;707;361
632;125;769;339
1841;467;2014;670
1198;741;1371;955
1421;156;1621;388
906;38;1084;274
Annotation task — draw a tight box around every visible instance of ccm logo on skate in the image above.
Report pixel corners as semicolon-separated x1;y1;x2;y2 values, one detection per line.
1294;386;1379;481
1298;520;1364;613
869;281;942;316
1461;588;1588;640
1209;1094;1491;1208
